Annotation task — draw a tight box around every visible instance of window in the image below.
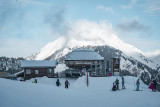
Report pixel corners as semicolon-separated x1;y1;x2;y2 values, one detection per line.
26;69;31;74
47;69;52;73
69;61;74;64
94;61;98;64
35;70;39;74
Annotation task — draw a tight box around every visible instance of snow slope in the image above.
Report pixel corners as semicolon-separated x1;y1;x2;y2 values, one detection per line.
0;76;160;107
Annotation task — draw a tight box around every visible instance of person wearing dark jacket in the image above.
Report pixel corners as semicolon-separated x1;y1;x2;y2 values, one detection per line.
112;81;117;91
122;77;126;89
56;79;61;86
153;79;157;91
34;79;37;83
136;79;140;91
116;79;119;90
65;79;70;89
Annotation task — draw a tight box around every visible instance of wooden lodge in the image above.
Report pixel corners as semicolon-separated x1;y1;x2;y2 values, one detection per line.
21;60;57;80
65;49;104;77
65;49;121;77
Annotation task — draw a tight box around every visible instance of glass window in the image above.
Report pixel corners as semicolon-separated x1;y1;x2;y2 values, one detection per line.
47;69;52;73
26;69;31;74
94;61;98;64
35;70;39;74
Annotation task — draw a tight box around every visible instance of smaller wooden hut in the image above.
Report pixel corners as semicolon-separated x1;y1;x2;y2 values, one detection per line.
21;60;57;80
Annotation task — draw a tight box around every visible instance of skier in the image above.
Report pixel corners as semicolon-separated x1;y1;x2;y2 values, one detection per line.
152;79;157;91
136;78;140;91
34;79;37;83
65;79;70;89
112;81;117;91
116;79;119;90
122;77;126;89
56;79;61;86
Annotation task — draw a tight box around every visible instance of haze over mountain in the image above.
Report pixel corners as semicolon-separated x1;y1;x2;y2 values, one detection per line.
28;20;142;60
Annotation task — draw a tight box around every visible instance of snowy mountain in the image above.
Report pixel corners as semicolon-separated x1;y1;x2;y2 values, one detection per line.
27;20;160;86
148;55;160;66
0;76;160;107
144;50;160;66
27;20;143;60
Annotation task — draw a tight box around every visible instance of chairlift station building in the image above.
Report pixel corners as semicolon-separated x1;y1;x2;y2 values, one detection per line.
65;49;120;77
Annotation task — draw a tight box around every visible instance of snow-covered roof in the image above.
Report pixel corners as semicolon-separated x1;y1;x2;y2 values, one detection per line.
21;60;57;68
65;49;104;61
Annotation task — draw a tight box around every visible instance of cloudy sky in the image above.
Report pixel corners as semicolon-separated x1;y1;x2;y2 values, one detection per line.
0;0;160;58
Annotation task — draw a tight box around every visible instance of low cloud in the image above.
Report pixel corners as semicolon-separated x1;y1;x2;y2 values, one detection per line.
115;18;151;36
144;49;160;57
97;5;114;13
121;0;138;9
0;0;68;57
144;0;160;14
44;6;69;35
0;38;44;58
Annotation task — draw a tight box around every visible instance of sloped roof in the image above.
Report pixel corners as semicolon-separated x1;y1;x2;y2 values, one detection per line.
21;60;57;68
65;49;104;61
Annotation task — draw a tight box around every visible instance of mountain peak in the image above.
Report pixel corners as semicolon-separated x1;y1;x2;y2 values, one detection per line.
28;20;142;60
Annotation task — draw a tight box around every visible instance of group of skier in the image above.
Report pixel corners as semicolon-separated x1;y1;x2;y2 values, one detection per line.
33;78;70;89
56;79;70;89
33;76;158;91
112;77;125;91
112;77;158;92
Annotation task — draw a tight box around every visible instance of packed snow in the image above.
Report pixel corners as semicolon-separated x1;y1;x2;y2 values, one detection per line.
0;76;160;107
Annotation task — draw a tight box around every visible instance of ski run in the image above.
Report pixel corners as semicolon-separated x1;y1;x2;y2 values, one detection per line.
0;76;160;107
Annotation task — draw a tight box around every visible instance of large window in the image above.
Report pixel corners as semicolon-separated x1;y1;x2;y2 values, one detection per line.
26;69;31;74
47;69;52;74
35;70;39;74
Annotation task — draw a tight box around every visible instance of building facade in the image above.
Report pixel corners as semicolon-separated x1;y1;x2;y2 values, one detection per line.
65;49;121;77
65;49;104;77
21;60;57;80
112;58;120;76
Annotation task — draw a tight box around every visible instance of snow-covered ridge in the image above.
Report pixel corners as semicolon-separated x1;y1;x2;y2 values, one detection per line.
28;20;143;60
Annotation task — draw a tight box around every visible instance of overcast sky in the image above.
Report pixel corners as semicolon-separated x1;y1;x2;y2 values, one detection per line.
0;0;160;58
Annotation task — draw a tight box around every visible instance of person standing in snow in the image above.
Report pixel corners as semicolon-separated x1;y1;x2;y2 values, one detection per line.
152;79;157;91
122;77;126;89
112;81;117;91
136;78;140;91
116;79;119;90
65;79;70;89
34;79;37;83
56;79;61;86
